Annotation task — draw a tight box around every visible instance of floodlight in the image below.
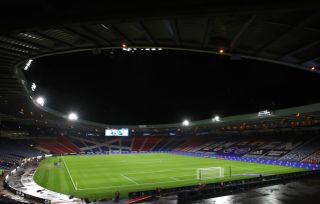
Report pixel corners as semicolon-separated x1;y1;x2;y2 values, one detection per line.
219;49;224;54
68;112;78;121
212;115;220;122
24;59;33;70
257;110;273;117
31;83;36;92
100;24;110;31
311;67;315;71
35;96;45;106
182;120;190;126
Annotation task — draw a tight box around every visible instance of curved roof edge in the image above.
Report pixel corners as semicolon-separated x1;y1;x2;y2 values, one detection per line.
34;99;320;129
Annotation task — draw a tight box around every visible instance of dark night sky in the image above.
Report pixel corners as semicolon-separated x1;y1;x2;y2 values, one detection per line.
25;50;320;125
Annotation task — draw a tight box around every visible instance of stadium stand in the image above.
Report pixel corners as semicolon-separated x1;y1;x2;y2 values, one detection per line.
122;137;133;148
36;136;80;154
56;136;81;152
131;136;147;151
0;139;41;169
1;127;320;173
302;151;320;164
140;136;162;151
161;138;184;151
69;138;87;148
174;137;211;152
280;136;320;162
152;137;173;151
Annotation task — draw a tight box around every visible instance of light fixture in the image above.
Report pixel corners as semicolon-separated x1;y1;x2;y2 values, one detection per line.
257;110;273;117
35;96;45;106
31;83;36;92
24;59;33;70
68;112;78;121
219;49;224;54
212;115;220;122
182;120;190;126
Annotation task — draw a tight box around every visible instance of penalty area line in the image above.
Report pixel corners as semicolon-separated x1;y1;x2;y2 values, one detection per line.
121;174;139;185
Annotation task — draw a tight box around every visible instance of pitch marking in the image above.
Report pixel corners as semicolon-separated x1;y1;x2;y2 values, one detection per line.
121;174;139;185
61;156;78;190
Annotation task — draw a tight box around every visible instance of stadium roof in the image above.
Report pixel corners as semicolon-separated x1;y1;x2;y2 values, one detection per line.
0;0;320;128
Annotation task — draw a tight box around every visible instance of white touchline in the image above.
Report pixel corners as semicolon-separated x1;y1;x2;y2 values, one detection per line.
61;157;78;190
121;174;139;185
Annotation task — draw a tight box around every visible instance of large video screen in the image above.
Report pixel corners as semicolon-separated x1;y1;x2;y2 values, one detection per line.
105;128;129;136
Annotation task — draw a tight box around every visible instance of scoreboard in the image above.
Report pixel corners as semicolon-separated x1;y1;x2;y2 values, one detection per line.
105;128;129;136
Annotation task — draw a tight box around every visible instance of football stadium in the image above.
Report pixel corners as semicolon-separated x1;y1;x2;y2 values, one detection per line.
1;1;320;204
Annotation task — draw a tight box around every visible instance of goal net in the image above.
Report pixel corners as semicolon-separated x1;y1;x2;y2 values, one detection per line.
197;167;224;180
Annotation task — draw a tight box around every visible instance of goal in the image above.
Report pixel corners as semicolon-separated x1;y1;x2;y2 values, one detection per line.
197;167;224;180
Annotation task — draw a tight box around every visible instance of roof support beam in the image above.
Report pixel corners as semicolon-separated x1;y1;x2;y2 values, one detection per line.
103;24;133;46
257;13;320;56
33;31;76;48
278;40;320;60
0;48;28;58
169;20;181;46
0;63;13;67
264;21;320;33
8;35;54;51
230;15;256;50
0;40;39;54
138;22;157;45
0;52;21;60
300;56;320;66
81;26;112;46
201;18;212;48
0;55;19;62
60;26;101;46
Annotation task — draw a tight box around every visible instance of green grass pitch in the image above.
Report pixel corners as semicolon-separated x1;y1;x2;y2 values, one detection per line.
33;153;305;200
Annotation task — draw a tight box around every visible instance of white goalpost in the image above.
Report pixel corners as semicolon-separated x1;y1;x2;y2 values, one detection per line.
197;167;224;180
